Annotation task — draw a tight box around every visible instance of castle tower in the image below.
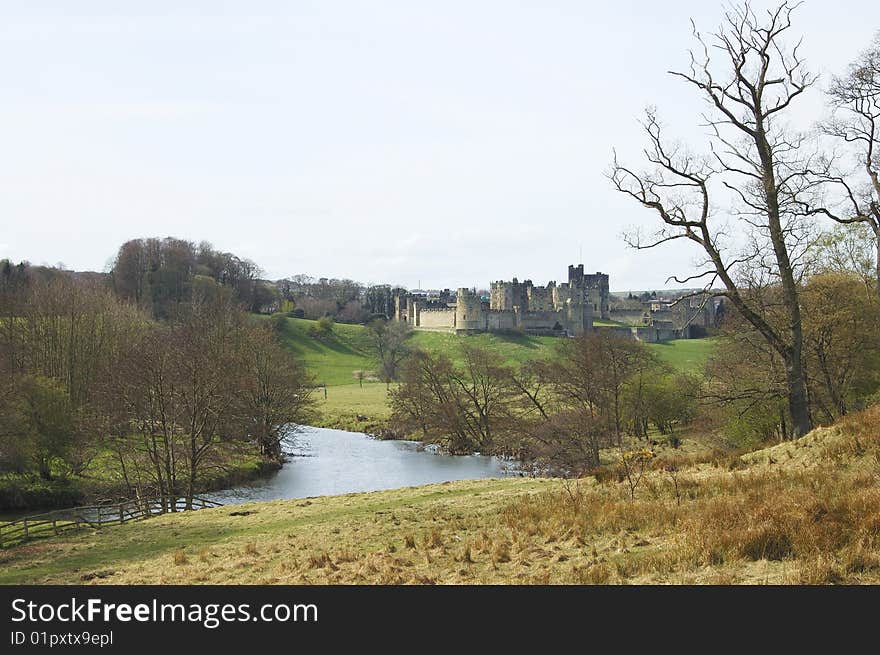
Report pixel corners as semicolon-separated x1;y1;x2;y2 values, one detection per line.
394;293;407;322
455;288;485;333
490;281;514;311
583;272;610;320
406;296;421;326
569;264;610;320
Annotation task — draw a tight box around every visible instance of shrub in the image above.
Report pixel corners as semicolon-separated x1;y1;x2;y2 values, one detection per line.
307;316;334;339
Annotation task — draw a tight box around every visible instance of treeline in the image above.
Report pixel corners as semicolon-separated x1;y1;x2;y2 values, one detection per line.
112;237;408;324
111;237;280;318
276;276;405;324
706;268;880;445
387;258;880;471
0;262;315;509
389;332;698;473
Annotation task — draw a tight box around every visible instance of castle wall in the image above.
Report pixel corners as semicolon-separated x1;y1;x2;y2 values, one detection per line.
486;310;517;331
400;265;619;337
581;270;610;320
418;308;456;329
526;286;553;312
603;326;682;342
656;327;680;341
651;309;675;324
490;282;514;311
609;309;649;325
519;310;567;334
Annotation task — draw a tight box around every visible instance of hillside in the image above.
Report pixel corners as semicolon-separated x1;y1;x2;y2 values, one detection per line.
271;317;717;431
3;405;877;585
274;317;716;385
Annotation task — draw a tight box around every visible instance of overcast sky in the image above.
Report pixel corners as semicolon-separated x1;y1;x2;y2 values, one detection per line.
1;1;877;291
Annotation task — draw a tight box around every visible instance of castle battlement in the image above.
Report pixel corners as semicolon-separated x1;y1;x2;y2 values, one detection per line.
394;265;608;336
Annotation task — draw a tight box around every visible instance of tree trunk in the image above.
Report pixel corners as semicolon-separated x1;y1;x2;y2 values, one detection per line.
875;231;880;302
755;121;812;440
783;347;812;438
817;348;847;418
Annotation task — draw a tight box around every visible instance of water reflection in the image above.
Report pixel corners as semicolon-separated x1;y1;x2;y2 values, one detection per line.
209;426;519;504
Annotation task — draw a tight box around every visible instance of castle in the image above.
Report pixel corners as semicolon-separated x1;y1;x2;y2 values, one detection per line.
394;265;609;336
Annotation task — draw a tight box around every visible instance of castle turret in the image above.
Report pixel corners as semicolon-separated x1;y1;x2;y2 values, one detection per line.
583;272;610;320
406;296;421;326
394;293;407;322
455;288;485;333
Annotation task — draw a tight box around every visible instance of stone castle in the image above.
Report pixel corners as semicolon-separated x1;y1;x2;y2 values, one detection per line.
394;265;609;336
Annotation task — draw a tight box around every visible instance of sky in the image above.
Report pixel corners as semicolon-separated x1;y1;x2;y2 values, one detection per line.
1;1;878;291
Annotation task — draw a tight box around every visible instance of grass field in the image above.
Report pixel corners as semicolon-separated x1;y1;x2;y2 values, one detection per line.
4;405;877;584
410;330;558;366
648;337;718;373
271;317;717;429
273;318;376;387
277;317;716;386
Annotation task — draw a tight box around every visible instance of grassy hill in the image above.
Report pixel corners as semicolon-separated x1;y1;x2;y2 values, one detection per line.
3;405;877;584
648;338;717;372
276;316;716;385
272;317;376;387
271;317;717;430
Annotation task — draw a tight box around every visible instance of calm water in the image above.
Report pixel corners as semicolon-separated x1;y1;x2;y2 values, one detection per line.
208;426;519;505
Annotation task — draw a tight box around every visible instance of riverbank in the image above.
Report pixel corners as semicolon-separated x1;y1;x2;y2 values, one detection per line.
0;457;277;515
313;383;399;436
4;405;878;584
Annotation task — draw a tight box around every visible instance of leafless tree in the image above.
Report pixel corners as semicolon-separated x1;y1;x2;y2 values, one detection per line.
816;32;880;298
235;324;317;462
367;318;411;381
390;345;514;454
610;1;825;437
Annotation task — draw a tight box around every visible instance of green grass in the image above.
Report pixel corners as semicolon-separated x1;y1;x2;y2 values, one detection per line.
272;317;375;386
270;317;717;429
273;317;715;382
313;382;395;432
409;330;558;366
272;318;563;386
646;337;718;374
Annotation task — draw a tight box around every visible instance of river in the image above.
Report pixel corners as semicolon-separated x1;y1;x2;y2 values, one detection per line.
208;426;519;505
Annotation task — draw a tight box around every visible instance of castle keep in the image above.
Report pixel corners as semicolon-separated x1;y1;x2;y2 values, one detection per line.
394;265;609;336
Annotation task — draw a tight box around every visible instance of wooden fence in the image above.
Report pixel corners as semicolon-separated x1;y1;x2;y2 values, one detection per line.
0;495;223;549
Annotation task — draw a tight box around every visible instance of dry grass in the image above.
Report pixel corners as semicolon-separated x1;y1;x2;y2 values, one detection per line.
2;406;878;585
498;405;880;584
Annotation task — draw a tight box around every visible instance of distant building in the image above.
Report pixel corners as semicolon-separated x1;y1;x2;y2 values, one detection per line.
393;265;609;336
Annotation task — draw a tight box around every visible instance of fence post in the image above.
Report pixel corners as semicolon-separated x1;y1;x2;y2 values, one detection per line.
119;504;124;523
23;519;29;540
53;519;58;535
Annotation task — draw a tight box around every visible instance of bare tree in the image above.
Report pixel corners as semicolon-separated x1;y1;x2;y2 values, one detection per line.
367;318;410;382
817;32;880;298
235;324;317;462
390;345;514;454
610;1;824;437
